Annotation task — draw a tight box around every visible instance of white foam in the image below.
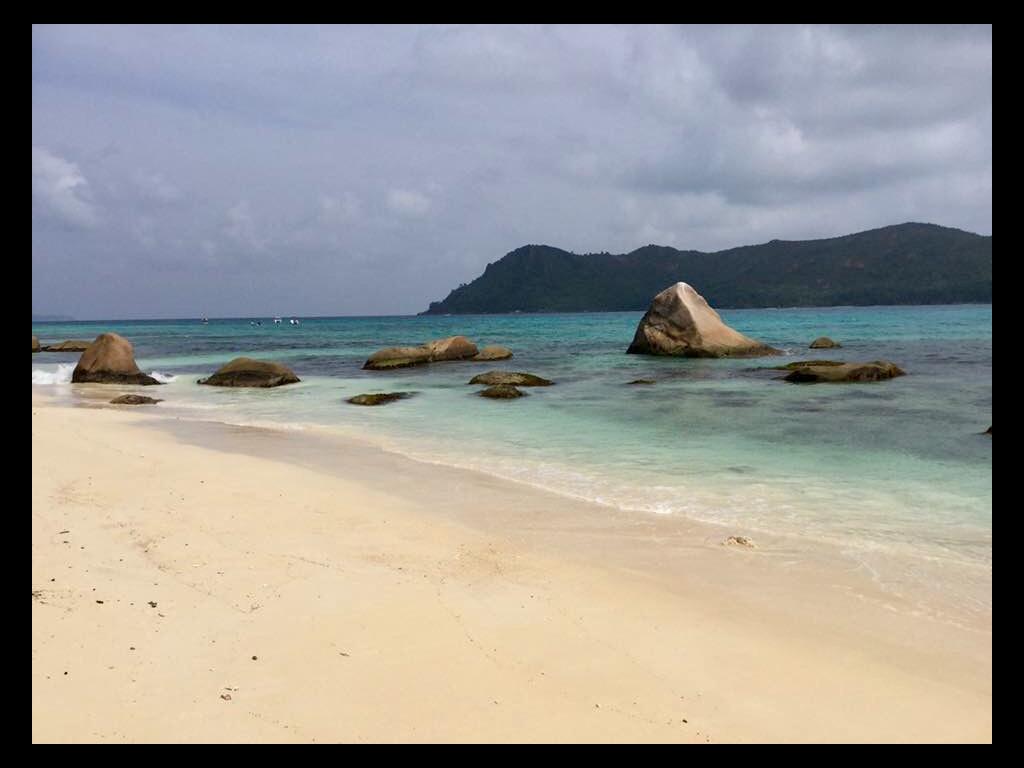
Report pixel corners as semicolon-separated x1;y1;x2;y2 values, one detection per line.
32;363;75;385
149;371;178;383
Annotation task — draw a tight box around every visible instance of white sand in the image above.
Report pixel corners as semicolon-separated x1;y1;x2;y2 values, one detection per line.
31;399;991;742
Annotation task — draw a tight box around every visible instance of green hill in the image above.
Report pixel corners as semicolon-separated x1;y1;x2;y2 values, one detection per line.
420;223;991;314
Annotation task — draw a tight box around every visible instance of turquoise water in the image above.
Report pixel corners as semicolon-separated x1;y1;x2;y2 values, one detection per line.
32;305;992;620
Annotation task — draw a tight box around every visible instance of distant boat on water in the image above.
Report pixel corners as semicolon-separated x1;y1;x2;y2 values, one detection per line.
273;317;282;324
201;317;209;324
289;318;300;325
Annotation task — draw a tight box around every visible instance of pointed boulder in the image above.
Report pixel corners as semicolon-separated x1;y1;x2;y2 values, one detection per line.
72;333;161;385
627;283;780;358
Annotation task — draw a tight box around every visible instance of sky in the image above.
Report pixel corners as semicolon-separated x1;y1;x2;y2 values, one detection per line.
32;24;992;319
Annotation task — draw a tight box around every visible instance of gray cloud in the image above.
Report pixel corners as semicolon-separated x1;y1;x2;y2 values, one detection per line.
32;24;991;319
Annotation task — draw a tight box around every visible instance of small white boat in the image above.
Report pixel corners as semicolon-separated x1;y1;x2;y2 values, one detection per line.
273;317;282;324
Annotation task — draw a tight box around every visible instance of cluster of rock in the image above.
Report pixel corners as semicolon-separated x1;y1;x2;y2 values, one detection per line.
627;283;780;358
468;370;555;399
363;336;512;370
32;336;40;353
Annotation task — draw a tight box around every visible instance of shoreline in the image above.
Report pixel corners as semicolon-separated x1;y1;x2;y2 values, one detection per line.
41;379;993;634
31;394;991;742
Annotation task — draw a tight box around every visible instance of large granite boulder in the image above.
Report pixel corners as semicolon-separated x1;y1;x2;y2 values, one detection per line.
783;360;905;383
71;333;161;385
424;335;478;361
472;345;513;361
43;340;93;352
468;371;554;386
363;335;478;370
627;283;780;358
32;335;40;353
199;357;300;387
809;337;841;349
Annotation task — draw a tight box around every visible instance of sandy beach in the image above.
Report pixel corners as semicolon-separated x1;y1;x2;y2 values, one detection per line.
31;396;992;743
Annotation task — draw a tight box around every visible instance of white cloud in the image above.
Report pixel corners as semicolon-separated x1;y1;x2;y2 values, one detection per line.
32;146;99;227
135;170;182;202
386;188;432;217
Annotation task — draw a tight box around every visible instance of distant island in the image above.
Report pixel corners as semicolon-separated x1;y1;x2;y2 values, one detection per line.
421;223;992;314
32;314;75;322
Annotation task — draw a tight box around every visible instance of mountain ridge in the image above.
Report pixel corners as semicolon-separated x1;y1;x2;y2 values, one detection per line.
421;223;992;314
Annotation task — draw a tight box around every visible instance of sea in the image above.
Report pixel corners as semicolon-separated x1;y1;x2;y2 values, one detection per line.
32;305;992;627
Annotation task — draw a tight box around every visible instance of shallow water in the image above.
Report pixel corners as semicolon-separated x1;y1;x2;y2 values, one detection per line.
33;305;992;625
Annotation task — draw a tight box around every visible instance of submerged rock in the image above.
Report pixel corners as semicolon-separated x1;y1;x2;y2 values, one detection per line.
110;394;163;405
364;335;478;369
809;337;841;349
627;379;656;385
199;357;300;387
478;384;525;399
472;345;513;361
71;334;161;385
347;392;415;406
773;360;846;370
43;339;92;352
723;535;756;548
627;282;780;358
783;360;905;383
468;371;554;387
32;335;40;353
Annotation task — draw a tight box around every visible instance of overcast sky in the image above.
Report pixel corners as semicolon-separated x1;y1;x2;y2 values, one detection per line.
32;24;992;319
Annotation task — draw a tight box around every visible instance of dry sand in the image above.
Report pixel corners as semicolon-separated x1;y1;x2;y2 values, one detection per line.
31;398;992;743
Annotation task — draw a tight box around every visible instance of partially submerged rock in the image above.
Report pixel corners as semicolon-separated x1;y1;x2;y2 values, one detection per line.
985;426;992;436
478;384;525;399
71;334;161;385
472;345;513;361
363;345;433;369
364;335;478;369
724;535;756;548
110;394;162;405
783;360;905;383
425;335;478;362
773;360;846;370
628;379;656;385
809;337;841;349
199;357;300;387
32;335;40;353
468;371;554;387
43;339;92;352
347;392;415;406
627;282;780;358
